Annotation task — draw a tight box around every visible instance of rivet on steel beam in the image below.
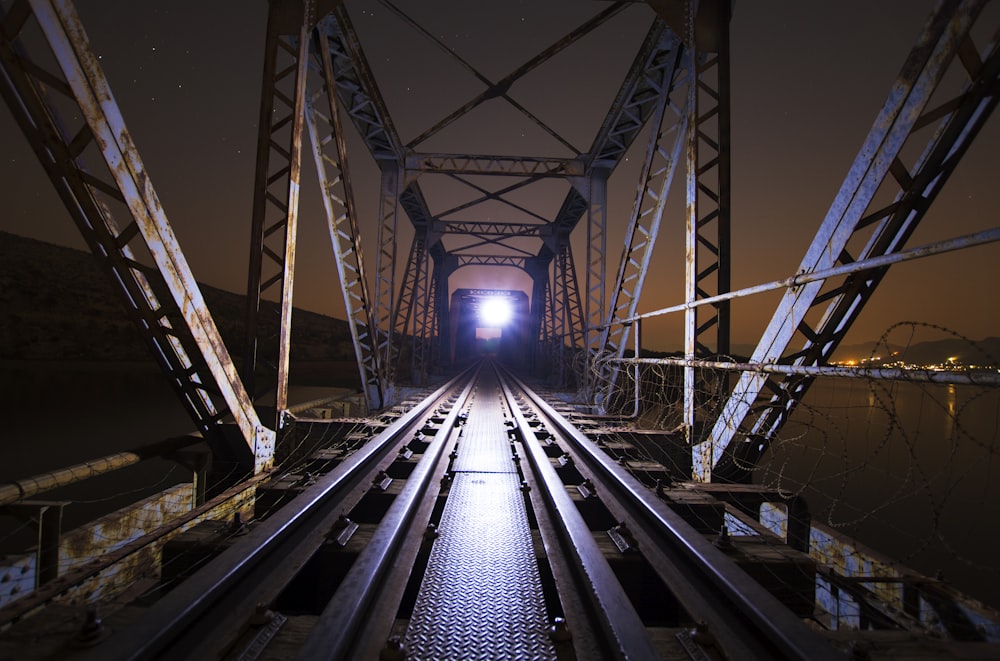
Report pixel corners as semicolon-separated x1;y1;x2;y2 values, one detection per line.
549;617;571;643
72;605;111;648
379;636;406;661
423;524;439;541
715;524;733;550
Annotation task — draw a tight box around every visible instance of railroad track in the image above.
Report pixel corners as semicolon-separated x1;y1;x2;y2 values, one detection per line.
72;361;844;660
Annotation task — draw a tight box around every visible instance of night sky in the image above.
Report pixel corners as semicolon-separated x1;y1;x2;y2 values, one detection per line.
1;0;997;352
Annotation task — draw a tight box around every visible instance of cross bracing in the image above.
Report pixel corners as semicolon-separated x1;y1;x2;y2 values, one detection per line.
2;0;995;487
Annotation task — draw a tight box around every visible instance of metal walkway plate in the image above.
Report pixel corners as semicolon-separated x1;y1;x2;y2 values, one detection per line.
405;376;555;660
451;383;516;474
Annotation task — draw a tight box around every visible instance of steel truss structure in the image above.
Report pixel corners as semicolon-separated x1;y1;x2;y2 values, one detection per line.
702;0;999;482
0;0;273;474
3;0;996;484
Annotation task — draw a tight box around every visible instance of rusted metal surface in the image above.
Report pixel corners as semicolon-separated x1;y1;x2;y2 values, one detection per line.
707;0;998;481
0;435;203;507
308;12;386;409
243;0;314;425
2;0;271;472
595;25;685;408
404;153;585;177
0;476;264;627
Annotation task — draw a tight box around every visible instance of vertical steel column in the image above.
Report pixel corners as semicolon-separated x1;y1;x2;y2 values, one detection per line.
432;257;452;370
0;0;271;472
307;15;385;410
684;0;732;454
392;231;428;383
553;236;585;388
704;0;998;482
526;257;552;375
375;166;402;390
595;44;686;410
584;171;609;392
244;0;313;422
683;0;699;449
411;254;439;383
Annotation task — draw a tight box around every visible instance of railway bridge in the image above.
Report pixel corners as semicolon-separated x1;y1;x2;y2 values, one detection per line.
1;0;999;658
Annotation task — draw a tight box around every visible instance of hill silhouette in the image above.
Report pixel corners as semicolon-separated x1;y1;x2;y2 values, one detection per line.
2;231;994;373
0;231;357;369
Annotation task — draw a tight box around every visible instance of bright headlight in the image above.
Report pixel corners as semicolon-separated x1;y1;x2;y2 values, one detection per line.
479;297;512;326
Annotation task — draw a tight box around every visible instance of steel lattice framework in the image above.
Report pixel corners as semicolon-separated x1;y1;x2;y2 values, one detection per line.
2;0;995;485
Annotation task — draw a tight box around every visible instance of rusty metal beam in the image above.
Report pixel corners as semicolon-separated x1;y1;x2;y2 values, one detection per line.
705;0;999;482
595;29;686;409
308;12;386;410
0;0;272;472
244;0;314;424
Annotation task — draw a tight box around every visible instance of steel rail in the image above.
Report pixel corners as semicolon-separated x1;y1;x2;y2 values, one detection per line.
495;365;659;660
499;366;847;661
82;367;477;661
295;365;480;659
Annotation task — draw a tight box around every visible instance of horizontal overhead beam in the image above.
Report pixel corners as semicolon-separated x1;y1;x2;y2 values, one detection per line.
405;153;586;177
432;220;550;237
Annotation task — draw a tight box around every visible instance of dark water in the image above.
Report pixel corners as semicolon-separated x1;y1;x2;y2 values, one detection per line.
0;361;347;552
2;362;997;608
762;377;1000;609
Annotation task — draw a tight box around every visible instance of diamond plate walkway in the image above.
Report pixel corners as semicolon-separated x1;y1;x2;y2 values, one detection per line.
404;369;556;660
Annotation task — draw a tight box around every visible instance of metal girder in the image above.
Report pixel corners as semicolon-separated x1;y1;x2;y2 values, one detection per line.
307;14;385;410
587;18;677;169
244;0;313;420
594;31;686;408
315;3;405;401
584;171;609;395
410;253;439;384
391;229;428;383
454;254;530;269
0;0;271;472
433;255;453;369
683;0;731;445
375;165;401;398
550;19;678;238
404;153;585;177
432;221;548;238
398;0;628;152
704;0;999;482
554;236;586;361
524;253;554;373
319;3;402;162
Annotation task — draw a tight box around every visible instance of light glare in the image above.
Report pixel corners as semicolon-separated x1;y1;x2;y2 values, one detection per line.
479;297;512;326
